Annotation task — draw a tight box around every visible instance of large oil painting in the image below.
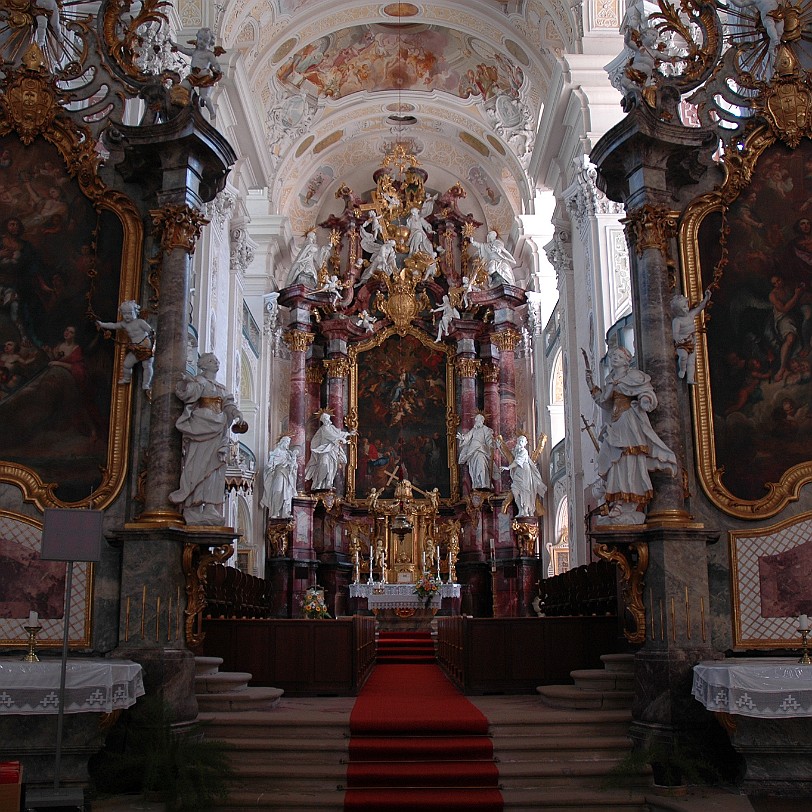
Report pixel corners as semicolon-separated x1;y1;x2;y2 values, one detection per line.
0;135;124;504
351;330;454;500
689;134;812;515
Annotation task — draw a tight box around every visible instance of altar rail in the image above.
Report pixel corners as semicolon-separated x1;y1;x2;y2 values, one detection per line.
201;615;376;696
436;615;622;694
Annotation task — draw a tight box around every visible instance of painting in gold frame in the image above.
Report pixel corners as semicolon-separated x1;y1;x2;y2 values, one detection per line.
0;511;92;648
682;127;812;518
347;325;458;502
729;512;812;650
0;130;142;510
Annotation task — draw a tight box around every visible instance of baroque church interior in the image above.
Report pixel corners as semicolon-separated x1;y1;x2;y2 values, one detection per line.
1;0;812;809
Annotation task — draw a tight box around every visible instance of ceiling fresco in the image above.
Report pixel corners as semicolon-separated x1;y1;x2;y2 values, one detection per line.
218;0;582;235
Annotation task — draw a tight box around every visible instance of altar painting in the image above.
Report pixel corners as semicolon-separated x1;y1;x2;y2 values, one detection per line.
688;134;812;516
352;331;454;500
0;134;130;505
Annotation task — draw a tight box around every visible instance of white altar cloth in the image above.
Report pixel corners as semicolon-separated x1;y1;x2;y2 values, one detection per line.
350;582;460;610
692;658;812;719
0;658;144;715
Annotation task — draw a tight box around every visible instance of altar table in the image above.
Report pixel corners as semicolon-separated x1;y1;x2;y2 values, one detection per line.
0;658;144;715
350;582;460;611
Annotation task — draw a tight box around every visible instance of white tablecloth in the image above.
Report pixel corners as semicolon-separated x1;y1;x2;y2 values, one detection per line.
350;582;460;609
692;658;812;718
0;658;144;715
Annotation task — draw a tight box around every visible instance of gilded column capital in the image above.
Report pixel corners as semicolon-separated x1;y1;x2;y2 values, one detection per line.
491;329;521;352
323;357;350;378
283;329;315;353
455;357;481;378
150;204;209;254
481;361;500;384
622;204;679;257
305;364;324;385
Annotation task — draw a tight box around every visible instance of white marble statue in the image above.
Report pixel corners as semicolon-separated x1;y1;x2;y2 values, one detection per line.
460;275;477;308
671;289;711;385
170;353;246;526
286;231;331;287
406;206;436;257
360;239;398;281
357;309;377;332
502;435;546;517
305;412;355;491
469;231;517;286
584;346;677;525
315;273;345;307
457;413;494;490
261;436;299;518
96;300;154;389
432;294;459;342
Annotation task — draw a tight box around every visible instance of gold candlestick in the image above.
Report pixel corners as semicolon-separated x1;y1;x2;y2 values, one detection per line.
23;624;42;662
799;628;811;665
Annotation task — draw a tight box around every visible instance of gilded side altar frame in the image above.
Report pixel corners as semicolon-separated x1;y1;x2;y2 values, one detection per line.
345;323;459;503
0;67;143;512
680;125;812;519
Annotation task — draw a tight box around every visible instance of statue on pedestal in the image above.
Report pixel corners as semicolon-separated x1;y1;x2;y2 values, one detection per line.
457;413;494;490
305;412;355;491
261;436;299;518
501;435;546;517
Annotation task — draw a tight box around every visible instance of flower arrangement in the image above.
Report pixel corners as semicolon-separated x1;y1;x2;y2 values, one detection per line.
413;574;440;608
302;587;331;619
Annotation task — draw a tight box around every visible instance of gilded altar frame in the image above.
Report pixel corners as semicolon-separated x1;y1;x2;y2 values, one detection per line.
345;323;459;504
0;85;143;512
681;125;812;519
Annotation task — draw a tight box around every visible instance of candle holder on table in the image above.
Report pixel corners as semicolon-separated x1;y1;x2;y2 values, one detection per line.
23;624;42;663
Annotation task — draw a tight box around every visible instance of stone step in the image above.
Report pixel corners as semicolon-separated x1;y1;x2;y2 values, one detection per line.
496;756;646;789
195;655;224;676
501;787;649;811
600;652;635;674
486;707;633;738
492;733;633;759
214;736;348;766
212;788;344;811
197;686;284;712
570;668;634;692
230;762;346;793
536;684;634;710
199;710;351;740
196;671;253;694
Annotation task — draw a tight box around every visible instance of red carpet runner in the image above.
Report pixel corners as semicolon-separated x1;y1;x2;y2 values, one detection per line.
343;632;503;811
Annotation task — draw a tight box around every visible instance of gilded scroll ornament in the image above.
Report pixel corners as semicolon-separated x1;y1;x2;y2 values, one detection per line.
182;541;233;650
324;357;350;378
622;204;679;256
150;205;208;254
266;520;294;557
455;357;481;378
283;329;315;354
594;540;649;644
512;519;539;557
0;48;57;144
491;329;521;352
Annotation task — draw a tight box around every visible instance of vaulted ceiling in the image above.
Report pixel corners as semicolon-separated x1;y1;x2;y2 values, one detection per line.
219;1;583;238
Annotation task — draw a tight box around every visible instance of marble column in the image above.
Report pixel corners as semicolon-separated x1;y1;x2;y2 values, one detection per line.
283;328;315;490
455;358;480;435
138;205;207;526
491;329;520;440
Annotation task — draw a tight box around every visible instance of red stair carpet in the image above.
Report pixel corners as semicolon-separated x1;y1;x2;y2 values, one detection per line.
343;632;503;811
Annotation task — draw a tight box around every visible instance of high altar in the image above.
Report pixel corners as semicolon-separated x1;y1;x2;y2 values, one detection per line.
267;145;541;620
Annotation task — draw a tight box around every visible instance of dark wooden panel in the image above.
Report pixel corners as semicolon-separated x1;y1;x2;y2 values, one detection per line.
274;621;312;684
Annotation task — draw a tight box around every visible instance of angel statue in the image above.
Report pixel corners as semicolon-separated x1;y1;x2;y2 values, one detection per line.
357;309;377;332
95;300;154;390
285;231;332;287
359;239;398;282
500;434;547;517
315;273;349;308
469;230;518;286
432;294;459;342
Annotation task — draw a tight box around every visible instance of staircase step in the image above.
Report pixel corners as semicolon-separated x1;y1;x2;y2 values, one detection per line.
600;653;635;673
196;671;253;693
497;756;642;788
570;668;634;692
230;762;345;793
536;684;633;710
195;655;224;676
501;787;649;811
216;735;347;765
211;789;344;811
492;733;632;758
197;686;284;712
349;736;494;761
345;760;499;787
342;787;504;809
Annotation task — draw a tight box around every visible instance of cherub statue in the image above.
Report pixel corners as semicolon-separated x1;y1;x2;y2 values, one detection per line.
171;27;225;122
672;289;711;385
315;273;347;307
357;309;377;332
460;275;478;308
96;300;154;389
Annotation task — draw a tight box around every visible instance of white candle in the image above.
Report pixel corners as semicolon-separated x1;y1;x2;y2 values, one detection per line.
27;610;38;627
799;614;810;631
